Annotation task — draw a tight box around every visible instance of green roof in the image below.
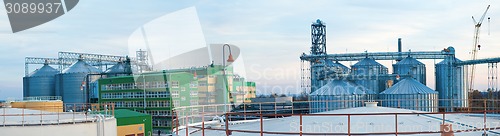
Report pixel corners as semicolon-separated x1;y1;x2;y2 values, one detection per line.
114;109;150;118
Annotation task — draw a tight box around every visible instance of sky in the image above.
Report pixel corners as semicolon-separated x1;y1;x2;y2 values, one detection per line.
0;0;499;100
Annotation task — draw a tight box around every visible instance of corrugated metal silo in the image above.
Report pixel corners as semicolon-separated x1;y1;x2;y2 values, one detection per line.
393;56;426;84
435;56;468;111
104;58;132;77
379;78;438;112
23;63;59;97
351;57;388;94
324;59;349;79
55;59;101;104
309;80;376;113
310;60;326;93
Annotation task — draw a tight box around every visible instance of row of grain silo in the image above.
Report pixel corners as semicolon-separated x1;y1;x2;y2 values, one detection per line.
23;58;132;105
310;54;464;113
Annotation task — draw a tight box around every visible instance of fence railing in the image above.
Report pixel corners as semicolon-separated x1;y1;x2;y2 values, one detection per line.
0;103;115;127
169;99;500;135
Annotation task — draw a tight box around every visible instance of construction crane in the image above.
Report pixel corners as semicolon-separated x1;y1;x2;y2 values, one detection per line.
468;5;490;93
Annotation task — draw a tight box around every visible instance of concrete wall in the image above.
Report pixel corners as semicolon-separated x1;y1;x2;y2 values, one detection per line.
0;118;117;136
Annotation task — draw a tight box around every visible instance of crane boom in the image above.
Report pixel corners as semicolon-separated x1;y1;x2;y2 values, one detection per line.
469;5;490;93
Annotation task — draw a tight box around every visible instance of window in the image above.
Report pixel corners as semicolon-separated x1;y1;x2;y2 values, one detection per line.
190;91;198;97
171;81;179;88
190;100;198;106
190;81;198;88
173;100;180;107
171;90;179;98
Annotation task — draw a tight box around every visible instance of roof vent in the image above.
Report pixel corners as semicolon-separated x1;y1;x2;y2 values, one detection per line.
365;102;378;107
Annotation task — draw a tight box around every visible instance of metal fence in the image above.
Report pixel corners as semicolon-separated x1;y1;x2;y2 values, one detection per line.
170;99;500;135
0;103;115;127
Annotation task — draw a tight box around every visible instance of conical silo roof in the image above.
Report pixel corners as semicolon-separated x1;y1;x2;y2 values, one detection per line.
353;58;387;68
311;80;373;96
28;64;58;77
380;78;437;94
105;62;125;74
61;59;101;74
325;60;349;70
437;57;462;65
396;56;423;65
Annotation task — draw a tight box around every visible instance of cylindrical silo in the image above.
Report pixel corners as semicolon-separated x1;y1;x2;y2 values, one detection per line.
393;56;426;85
55;59;101;104
379;78;438;112
23;63;59;98
324;59;350;80
309;80;375;113
104;57;132;78
351;57;388;94
310;60;327;93
435;56;468;111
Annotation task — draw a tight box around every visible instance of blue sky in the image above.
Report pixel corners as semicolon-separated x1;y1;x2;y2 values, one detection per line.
0;0;499;99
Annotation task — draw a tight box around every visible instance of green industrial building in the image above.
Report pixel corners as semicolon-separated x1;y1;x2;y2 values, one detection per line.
98;65;256;133
114;109;153;136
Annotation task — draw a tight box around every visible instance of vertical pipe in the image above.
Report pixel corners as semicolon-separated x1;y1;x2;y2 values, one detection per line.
176;115;179;135
397;38;402;62
186;116;189;136
300;114;303;136
274;102;277;118
398;38;402;52
225;113;229;136
260;113;263;136
243;103;246;120
395;113;398;136
484;110;487;135
348;114;351;136
202;113;205;136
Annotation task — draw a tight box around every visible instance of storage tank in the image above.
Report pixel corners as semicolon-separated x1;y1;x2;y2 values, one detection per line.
351;57;388;94
310;60;327;93
435;56;468;111
55;59;101;104
23;63;59;97
393;56;426;85
379;78;438;112
324;59;349;79
104;57;132;77
309;80;376;113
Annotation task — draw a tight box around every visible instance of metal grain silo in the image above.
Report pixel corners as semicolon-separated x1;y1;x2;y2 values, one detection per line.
55;59;101;104
393;56;426;85
104;57;132;77
435;56;468;111
324;59;349;79
309;80;375;113
23;63;59;97
351;57;388;94
379;78;438;112
310;60;326;93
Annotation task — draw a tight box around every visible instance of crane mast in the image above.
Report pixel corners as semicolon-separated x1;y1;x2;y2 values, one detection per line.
469;5;490;93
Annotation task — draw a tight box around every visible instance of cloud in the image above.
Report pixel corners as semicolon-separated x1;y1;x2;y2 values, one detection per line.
2;0;500;99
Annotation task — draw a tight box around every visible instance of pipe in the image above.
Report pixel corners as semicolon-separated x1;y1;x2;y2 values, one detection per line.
397;38;402;61
398;38;402;53
96;115;101;136
101;115;105;136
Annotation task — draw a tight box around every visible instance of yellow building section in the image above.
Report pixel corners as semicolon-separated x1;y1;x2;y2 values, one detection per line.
117;124;145;136
11;101;63;112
